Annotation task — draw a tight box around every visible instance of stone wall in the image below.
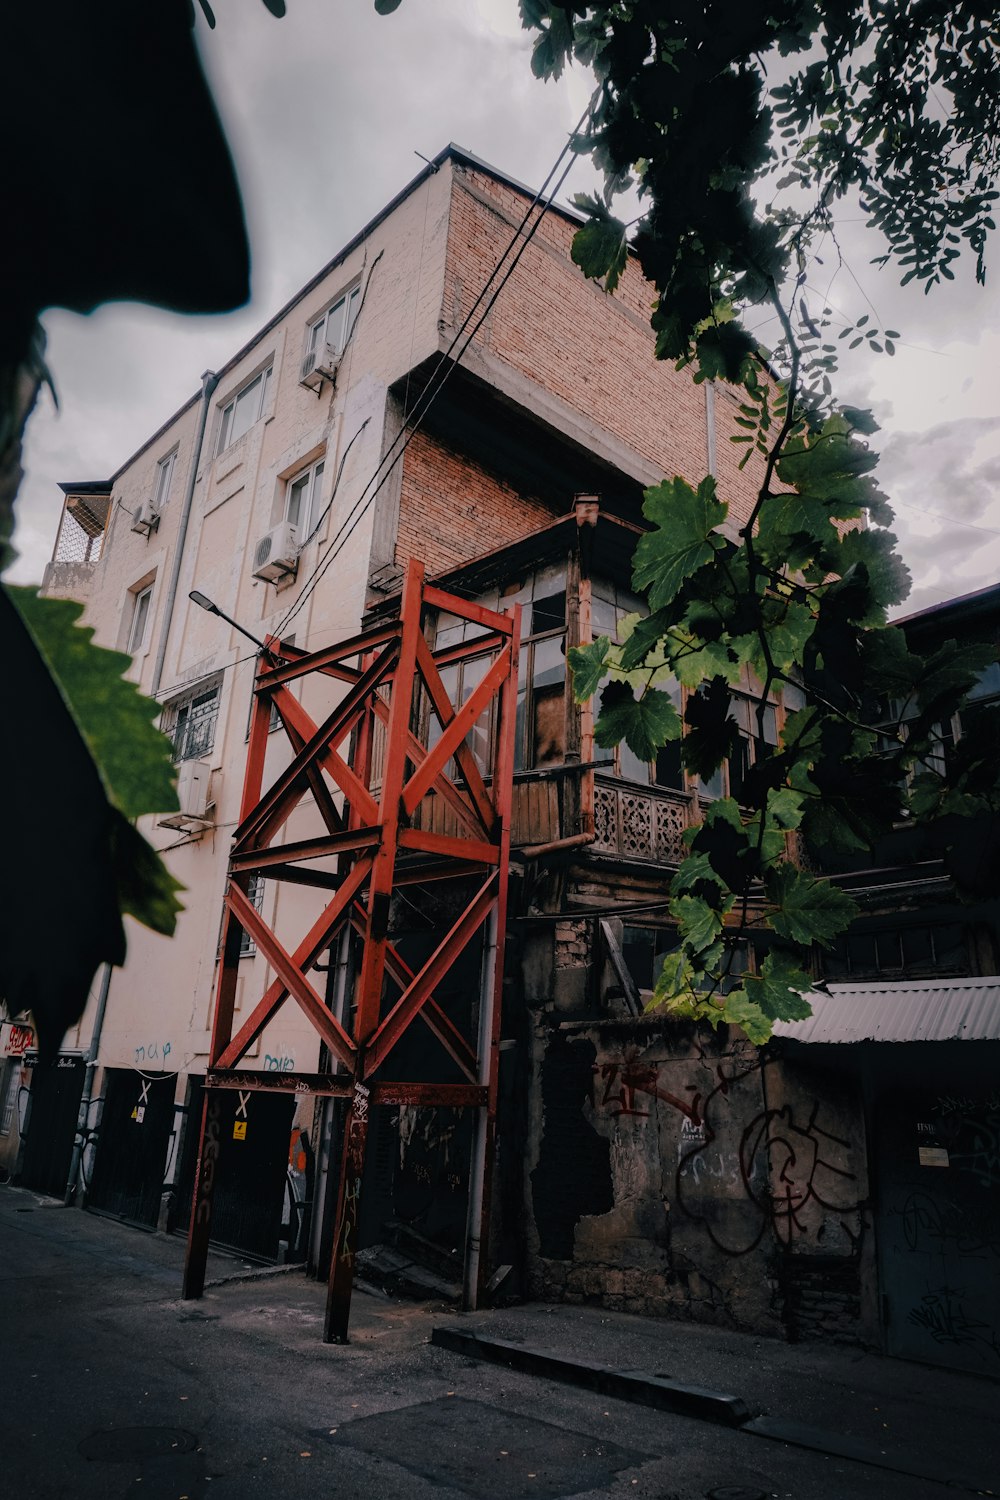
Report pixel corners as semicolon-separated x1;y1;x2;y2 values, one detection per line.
518;925;877;1345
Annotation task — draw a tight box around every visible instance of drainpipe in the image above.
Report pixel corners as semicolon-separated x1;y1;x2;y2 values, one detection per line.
150;369;219;696
463;905;500;1310
63;962;113;1206
704;380;717;477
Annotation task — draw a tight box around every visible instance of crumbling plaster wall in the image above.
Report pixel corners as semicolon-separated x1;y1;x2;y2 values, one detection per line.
517;918;877;1345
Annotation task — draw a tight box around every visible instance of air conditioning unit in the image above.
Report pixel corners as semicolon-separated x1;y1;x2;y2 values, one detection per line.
252;520;299;582
299;342;341;392
131;499;160;536
158;759;213;830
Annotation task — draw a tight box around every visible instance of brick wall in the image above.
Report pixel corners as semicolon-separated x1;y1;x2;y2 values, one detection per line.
447;165;766;529
395;426;554;576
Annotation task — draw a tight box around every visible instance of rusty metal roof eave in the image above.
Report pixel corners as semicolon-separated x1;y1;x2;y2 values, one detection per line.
773;977;1000;1045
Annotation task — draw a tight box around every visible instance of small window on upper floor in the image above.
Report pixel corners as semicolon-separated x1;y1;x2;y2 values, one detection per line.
307;285;360;360
151;451;176;512
166;676;223;762
285;458;325;542
126;584;153;656
216;365;273;456
238;874;266;957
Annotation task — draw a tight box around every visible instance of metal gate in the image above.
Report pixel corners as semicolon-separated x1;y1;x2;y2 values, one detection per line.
876;1086;1000;1376
19;1057;84;1197
177;1083;294;1261
87;1069;175;1228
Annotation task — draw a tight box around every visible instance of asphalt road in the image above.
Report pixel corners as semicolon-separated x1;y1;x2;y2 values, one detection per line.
0;1184;974;1500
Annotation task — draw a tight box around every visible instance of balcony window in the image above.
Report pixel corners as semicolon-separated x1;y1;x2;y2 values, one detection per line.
216;365;273;456
126;584;152;656
285;458;325;541
591;577;683;789
166;676;222;762
505;565;567;771
307;285;360;359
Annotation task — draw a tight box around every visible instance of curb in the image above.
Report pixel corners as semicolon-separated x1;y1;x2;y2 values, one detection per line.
433;1325;994;1496
431;1327;750;1427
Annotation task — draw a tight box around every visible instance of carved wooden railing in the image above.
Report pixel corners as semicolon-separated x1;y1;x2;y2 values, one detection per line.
592;774;695;865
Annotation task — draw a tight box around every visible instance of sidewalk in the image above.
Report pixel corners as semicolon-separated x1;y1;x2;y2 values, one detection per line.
4;1184;996;1495
441;1302;999;1495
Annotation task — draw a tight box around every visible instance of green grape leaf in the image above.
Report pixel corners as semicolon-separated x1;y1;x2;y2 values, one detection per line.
766;786;806;830
669;893;724;956
571;199;628;293
742;950;815;1024
10;587;178;821
765;863;859;946
633;476;729;610
568;635;612;701
719;989;776;1045
595;680;682;761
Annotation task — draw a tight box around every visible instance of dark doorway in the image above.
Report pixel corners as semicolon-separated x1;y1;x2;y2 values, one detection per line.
88;1069;176;1228
19;1057;84;1198
875;1072;1000;1377
176;1083;295;1261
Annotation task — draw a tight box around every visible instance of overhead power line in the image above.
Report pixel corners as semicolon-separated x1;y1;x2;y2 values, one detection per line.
273;99;597;638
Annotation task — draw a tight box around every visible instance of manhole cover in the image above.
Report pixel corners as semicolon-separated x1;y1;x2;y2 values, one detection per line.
78;1427;198;1462
706;1488;768;1500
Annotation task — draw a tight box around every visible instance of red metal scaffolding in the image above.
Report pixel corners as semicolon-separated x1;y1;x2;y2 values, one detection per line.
182;560;519;1340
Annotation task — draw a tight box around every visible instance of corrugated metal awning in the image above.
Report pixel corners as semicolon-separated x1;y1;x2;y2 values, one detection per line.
773;977;1000;1044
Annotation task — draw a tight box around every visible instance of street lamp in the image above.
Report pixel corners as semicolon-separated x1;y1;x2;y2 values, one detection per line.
188;590;271;654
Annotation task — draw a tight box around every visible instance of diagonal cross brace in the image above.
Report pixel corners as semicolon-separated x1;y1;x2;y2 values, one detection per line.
364;873;500;1077
218;875;363;1070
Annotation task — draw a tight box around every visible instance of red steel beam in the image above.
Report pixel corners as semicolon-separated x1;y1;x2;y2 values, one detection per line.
363;874;499;1078
189;560;519;1343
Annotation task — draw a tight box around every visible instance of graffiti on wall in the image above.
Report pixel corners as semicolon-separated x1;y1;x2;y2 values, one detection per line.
907;1285;1000;1362
134;1041;172;1066
594;1051;703;1124
590;1040;861;1256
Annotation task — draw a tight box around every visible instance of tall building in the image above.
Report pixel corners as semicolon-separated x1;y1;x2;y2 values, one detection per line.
5;146;997;1373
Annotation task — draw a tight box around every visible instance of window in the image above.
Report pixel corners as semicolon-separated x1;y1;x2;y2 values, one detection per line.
151;451;175;512
307;286;361;359
694;673;779;802
285;459;325;541
167;677;222;761
126;585;152;655
504;565;567;771
216;365;273;456
621;925;749;995
823;922;968;980
238;875;266;957
591;577;684;789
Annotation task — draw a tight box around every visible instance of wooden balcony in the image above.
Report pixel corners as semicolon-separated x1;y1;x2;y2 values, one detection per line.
591;774;694;865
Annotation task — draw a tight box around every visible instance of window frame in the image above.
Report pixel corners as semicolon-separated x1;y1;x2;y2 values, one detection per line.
307;284;361;360
165;675;223;763
284;457;325;543
238;874;266;958
216;364;274;457
126;584;153;656
151;450;176;513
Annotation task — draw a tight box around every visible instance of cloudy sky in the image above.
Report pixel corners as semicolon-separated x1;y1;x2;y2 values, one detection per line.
11;0;1000;617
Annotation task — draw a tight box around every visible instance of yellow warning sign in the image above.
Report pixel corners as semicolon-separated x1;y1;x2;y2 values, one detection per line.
233;1120;247;1141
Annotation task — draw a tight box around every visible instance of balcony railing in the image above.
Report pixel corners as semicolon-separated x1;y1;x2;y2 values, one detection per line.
592;774;694;865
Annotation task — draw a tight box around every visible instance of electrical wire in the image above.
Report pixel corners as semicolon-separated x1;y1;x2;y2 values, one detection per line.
272;97;597;640
149;105;594;710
